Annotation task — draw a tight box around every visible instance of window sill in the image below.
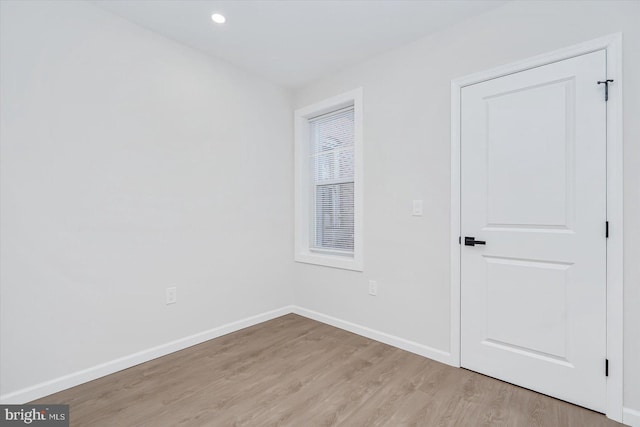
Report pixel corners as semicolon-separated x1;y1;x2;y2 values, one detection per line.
295;251;363;271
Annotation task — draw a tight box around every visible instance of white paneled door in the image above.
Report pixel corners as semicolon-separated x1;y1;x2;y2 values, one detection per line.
460;50;607;412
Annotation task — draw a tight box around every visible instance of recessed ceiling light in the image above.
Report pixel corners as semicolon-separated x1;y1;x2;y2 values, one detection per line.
211;13;226;24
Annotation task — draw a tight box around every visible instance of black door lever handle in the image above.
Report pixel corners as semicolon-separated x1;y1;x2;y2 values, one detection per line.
465;236;486;246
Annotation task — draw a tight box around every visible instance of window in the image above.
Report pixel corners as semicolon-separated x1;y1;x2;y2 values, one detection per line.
311;107;354;253
294;89;363;271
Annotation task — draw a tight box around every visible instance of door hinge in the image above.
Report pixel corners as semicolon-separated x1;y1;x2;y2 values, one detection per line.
459;236;461;245
597;79;614;101
605;359;609;376
606;221;609;238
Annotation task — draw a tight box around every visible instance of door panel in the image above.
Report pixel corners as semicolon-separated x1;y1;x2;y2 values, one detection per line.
486;78;573;228
460;50;607;412
485;256;570;360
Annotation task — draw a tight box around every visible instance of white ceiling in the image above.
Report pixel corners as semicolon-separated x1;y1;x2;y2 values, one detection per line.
92;0;507;88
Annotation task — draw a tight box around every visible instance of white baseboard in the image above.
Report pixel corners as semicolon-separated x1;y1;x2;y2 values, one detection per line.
291;306;453;366
1;304;455;404
624;407;640;427
19;303;626;416
0;305;294;404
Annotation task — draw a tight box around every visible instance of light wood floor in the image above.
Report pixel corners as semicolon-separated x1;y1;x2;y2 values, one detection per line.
33;314;622;426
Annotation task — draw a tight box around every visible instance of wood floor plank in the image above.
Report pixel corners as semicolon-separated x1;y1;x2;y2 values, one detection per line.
31;314;623;427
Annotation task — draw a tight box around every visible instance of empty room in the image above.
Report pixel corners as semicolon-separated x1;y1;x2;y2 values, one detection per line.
1;0;638;425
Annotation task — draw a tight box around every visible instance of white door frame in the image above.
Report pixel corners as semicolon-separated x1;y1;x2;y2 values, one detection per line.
450;33;623;422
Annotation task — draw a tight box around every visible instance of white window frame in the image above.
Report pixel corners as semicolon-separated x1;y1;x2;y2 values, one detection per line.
294;88;363;271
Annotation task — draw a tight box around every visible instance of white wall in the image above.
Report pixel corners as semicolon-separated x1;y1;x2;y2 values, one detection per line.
2;0;638;419
0;1;293;398
293;0;640;415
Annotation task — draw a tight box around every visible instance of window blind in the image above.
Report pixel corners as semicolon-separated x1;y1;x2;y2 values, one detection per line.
309;107;355;253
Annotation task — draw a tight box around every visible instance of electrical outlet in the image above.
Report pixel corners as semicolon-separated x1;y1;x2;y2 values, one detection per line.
368;280;377;296
166;287;177;305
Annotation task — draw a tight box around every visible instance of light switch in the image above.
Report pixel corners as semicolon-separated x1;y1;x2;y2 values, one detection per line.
412;200;423;216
